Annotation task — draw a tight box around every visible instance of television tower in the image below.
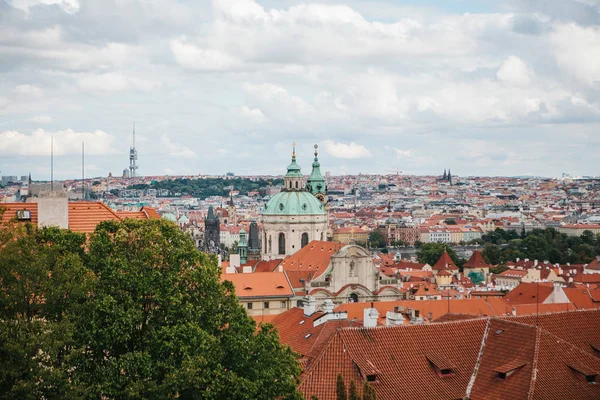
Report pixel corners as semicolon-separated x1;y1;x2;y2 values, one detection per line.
129;123;138;178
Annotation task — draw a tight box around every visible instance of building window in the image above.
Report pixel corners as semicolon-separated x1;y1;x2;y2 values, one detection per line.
268;236;272;253
295;181;298;189
280;301;286;308
247;303;253;310
264;302;270;309
301;233;309;248
278;233;286;255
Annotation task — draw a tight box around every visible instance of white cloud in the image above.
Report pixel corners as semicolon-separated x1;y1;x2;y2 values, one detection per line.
13;84;43;98
496;56;531;86
322;140;371;159
160;135;196;158
551;23;600;84
78;73;158;93
170;38;239;71
0;129;117;156
27;115;54;124
9;0;80;14
240;105;268;123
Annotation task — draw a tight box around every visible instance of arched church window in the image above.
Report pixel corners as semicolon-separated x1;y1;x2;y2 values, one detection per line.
321;232;324;241
295;181;298;189
278;233;286;255
301;233;309;248
349;293;359;303
268;236;272;253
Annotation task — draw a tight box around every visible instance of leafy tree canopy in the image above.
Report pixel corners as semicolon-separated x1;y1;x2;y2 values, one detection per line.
417;243;463;267
0;219;301;399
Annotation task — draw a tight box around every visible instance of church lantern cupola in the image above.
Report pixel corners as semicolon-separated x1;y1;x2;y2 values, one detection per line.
284;142;304;191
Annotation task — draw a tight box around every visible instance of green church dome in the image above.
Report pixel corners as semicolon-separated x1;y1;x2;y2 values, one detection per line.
263;191;326;215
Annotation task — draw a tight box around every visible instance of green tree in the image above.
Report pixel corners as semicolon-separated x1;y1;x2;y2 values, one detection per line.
417;243;460;267
336;373;347;400
362;382;376;400
349;380;360;400
368;230;386;248
0;219;302;399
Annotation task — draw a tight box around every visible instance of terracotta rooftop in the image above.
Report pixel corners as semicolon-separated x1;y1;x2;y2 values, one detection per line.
504;282;555;305
68;202;122;233
222;272;294;299
432;251;459;271
279;240;342;281
463;250;491;269
0;203;39;224
300;310;600;400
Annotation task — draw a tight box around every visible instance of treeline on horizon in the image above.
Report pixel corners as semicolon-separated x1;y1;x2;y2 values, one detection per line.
415;228;600;271
124;177;284;199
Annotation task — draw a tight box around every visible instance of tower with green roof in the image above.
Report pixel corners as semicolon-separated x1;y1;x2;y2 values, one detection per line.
261;143;329;260
306;144;328;206
238;227;248;264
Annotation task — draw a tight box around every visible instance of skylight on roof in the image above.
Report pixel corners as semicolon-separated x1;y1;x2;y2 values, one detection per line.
304;333;312;339
299;320;305;325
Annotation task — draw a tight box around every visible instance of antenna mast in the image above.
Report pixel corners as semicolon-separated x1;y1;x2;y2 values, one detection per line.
82;142;85;200
51;136;54;191
129;123;138;178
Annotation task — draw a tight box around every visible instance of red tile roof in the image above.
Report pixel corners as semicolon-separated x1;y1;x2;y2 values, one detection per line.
222;272;294;298
68;202;121;233
463;250;490;269
280;240;342;281
0;203;38;224
504;282;555;305
433;251;459;271
300;310;600;400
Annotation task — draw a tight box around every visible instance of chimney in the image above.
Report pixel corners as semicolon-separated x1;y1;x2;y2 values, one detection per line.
363;307;379;328
230;254;241;269
386;310;404;326
534;259;538;267
516;258;520;262
323;299;334;314
303;295;317;316
37;191;68;229
242;266;252;273
511;307;516;316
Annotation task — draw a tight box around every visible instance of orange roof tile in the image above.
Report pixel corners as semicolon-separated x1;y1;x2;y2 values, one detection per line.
433;251;459;271
280;240;342;281
222;272;294;298
0;203;38;224
463;250;490;269
68;202;121;233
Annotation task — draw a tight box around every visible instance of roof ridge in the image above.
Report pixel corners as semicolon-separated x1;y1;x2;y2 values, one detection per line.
527;327;542;400
465;318;491;398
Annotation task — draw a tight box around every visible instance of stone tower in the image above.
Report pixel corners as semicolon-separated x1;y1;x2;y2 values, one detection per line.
203;206;220;254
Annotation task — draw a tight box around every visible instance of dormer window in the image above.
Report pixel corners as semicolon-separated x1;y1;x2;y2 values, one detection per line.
426;353;456;378
494;360;527;380
366;374;377;382
568;361;598;383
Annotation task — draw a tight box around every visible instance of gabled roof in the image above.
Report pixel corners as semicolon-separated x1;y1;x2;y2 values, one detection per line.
68;202;121;233
586;258;600;271
300;311;600;400
463;250;490;269
222;272;293;298
504;282;554;305
433;251;459;271
0;203;39;224
279;240;342;281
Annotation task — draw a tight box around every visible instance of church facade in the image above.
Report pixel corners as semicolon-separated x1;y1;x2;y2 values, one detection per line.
261;144;329;260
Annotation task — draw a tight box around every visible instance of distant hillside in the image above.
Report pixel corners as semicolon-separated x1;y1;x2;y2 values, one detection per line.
127;177;283;199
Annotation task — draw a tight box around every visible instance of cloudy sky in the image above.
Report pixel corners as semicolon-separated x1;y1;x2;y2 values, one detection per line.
1;0;599;179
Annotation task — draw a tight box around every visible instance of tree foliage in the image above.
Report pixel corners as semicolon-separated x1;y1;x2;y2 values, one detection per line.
416;243;463;267
127;177;283;199
362;382;376;400
480;228;599;265
336;373;347;400
368;230;386;249
348;380;360;400
0;219;301;399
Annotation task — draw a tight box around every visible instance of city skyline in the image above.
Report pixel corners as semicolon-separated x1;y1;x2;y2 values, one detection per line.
1;0;599;179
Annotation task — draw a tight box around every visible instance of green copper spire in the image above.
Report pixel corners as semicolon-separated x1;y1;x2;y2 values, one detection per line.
306;144;326;195
285;142;302;178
